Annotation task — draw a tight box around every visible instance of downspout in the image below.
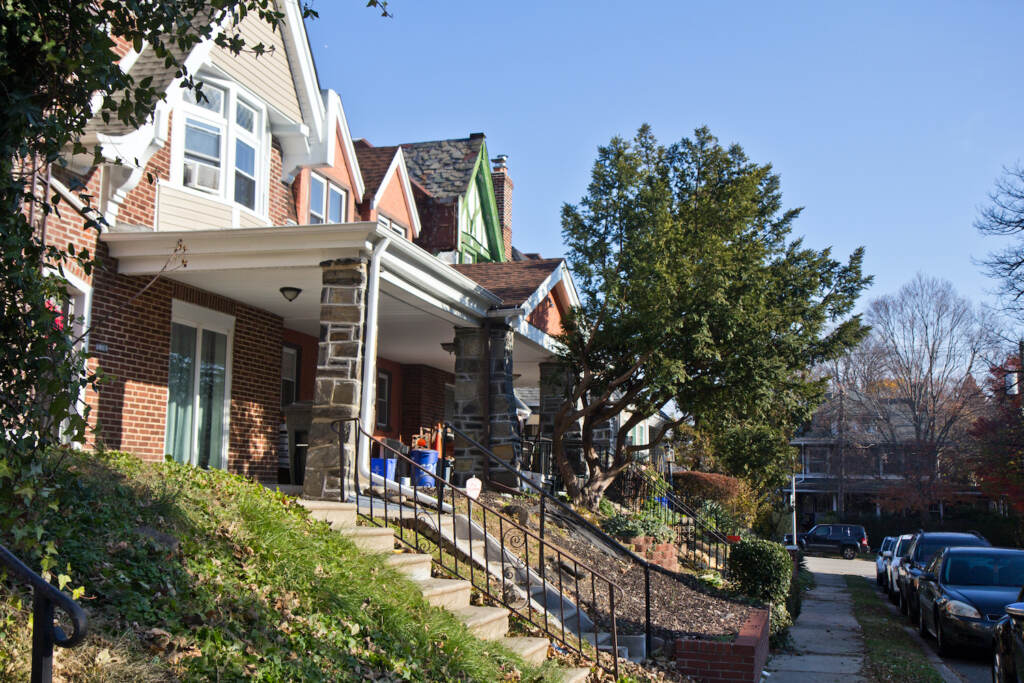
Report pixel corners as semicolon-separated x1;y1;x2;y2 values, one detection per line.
355;236;390;494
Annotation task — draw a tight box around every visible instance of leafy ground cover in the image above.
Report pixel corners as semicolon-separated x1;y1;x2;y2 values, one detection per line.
0;450;557;681
844;576;942;683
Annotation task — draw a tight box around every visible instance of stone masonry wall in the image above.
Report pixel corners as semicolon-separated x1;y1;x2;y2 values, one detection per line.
303;258;366;501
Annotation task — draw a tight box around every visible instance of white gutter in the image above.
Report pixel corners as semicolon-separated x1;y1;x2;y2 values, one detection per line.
356;236;390;494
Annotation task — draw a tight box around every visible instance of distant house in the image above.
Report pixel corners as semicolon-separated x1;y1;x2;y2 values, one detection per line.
41;0;581;499
789;391;987;523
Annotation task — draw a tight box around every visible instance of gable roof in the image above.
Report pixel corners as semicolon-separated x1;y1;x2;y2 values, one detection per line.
399;135;484;202
452;258;564;307
353;140;400;197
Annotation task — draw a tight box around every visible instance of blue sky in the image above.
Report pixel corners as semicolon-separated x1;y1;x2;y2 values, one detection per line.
306;1;1024;309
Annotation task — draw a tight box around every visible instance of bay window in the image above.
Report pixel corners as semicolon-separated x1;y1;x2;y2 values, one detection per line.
177;82;266;214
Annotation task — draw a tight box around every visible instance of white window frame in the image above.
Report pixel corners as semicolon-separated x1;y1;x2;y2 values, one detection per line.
308;172;347;224
377;215;406;238
376;369;391;429
166;300;234;471
281;345;299;407
44;268;93;448
170;77;270;220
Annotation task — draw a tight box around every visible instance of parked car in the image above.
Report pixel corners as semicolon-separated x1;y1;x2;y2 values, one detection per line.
916;546;1024;656
888;533;916;603
876;536;896;586
796;523;870;559
897;530;991;624
993;589;1024;682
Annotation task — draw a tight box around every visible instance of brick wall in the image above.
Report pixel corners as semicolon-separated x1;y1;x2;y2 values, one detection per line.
117;116;173;228
672;608;769;683
86;248;282;482
491;167;513;261
400;364;452;446
269;139;298;226
44;166;103;287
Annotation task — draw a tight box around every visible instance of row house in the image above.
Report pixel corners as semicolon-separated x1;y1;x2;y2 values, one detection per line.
46;0;579;500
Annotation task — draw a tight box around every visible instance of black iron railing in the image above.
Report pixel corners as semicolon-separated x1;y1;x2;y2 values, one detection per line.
616;463;733;573
341;419;620;678
0;543;88;683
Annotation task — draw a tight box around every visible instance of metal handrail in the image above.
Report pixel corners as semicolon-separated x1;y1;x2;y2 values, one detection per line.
343;419;620;678
618;463;733;573
0;543;88;683
445;422;701;658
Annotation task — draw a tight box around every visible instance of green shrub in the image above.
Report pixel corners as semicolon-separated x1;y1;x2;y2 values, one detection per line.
729;538;793;605
601;511;675;543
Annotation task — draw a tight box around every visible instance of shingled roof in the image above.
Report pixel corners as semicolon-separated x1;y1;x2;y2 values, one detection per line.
452;258;564;307
85;44;188;138
353;140;399;197
399;134;484;202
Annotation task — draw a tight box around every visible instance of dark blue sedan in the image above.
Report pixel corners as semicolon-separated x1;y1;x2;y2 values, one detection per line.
916;546;1024;656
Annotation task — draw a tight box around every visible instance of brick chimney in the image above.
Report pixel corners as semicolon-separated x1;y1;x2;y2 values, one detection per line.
491;155;513;261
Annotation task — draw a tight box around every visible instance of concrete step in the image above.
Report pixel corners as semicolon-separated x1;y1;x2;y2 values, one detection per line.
415;578;472;610
264;483;303;496
335;525;395;553
385;553;432;580
559;667;592;683
597;643;629;660
503;636;550;665
450;605;510;641
299;500;358;528
581;631;611;647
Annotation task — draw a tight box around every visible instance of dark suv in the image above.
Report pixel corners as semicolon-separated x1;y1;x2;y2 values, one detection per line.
896;530;991;624
798;523;870;559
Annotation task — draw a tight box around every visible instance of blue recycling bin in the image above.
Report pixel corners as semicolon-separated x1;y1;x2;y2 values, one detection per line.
370;457;397;482
409;449;439;487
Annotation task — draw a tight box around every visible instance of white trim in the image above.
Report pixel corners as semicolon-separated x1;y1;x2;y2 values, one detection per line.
168;299;235;471
278;0;324;136
320;90;365;201
369;147;421;237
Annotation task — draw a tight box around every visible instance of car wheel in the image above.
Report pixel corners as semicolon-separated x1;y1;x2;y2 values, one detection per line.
908;595;919;625
935;614;952;657
842;545;856;560
876;571;883;586
918;604;929;637
888;582;899;604
899;588;908;615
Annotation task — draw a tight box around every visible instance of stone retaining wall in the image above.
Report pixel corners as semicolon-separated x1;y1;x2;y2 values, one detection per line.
671;607;769;682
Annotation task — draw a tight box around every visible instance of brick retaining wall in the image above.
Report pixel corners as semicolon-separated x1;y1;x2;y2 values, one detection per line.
672;607;769;682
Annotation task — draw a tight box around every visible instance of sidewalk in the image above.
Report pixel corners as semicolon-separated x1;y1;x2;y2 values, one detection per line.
763;570;867;682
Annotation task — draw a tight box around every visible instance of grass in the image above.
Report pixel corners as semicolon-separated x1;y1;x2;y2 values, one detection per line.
843;575;943;683
0;450;560;682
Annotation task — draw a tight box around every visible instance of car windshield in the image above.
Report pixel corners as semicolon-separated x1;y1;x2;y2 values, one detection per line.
895;537;913;557
914;537;987;563
943;553;1024;587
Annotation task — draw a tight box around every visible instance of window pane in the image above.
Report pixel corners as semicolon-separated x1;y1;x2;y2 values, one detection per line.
235;139;255;176
191;85;224;114
236;102;255;132
328;186;345;223
165;323;197;465
185;119;221;164
196;329;227;470
309;175;325;223
234;173;255;210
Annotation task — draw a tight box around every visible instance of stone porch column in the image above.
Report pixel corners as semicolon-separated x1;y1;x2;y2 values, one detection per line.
451;323;521;487
303;258;366;501
487;323;521;487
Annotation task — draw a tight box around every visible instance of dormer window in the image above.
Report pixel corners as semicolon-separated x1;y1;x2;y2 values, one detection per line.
176;82;266;215
308;173;346;224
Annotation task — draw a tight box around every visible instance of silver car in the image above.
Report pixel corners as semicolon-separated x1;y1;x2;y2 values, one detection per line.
876;536;896;586
887;533;916;602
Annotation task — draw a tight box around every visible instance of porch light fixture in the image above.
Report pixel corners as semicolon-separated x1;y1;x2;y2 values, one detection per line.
440;341;456;354
279;286;302;302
